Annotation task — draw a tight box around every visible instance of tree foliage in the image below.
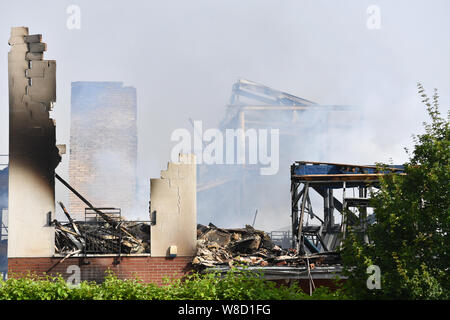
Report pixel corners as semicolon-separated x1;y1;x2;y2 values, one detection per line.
341;83;449;299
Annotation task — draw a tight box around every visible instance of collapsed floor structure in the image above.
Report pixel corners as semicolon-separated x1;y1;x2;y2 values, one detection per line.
194;223;340;267
192;223;342;294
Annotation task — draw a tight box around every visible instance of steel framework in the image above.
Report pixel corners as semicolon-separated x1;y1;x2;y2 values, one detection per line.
291;161;404;254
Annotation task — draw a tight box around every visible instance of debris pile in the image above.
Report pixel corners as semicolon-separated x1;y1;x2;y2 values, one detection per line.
193;224;295;269
54;202;150;255
193;224;341;269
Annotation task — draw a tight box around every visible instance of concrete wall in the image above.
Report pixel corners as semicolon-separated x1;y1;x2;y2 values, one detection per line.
8;27;60;258
150;154;197;257
69;82;137;219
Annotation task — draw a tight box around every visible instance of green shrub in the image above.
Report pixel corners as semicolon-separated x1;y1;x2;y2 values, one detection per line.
0;268;347;300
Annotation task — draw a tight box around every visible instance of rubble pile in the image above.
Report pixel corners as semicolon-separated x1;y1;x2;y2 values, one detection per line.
54;202;150;255
193;223;306;269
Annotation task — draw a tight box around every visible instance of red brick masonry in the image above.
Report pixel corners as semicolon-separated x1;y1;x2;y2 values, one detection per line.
8;256;193;285
8;257;344;293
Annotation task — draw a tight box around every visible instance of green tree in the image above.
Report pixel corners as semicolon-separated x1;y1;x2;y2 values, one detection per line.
341;83;449;299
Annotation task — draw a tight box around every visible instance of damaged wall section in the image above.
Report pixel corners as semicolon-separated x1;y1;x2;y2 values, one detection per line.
150;154;196;257
8;27;61;258
69;82;137;219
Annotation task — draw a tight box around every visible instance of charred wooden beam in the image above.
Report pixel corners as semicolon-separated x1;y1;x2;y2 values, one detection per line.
55;173;138;242
58;201;82;236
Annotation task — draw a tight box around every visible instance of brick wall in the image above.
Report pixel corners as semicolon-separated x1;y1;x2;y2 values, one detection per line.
68;82;137;220
8;257;344;293
8;256;193;285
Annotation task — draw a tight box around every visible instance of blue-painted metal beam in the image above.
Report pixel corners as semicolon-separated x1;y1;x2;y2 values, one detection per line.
292;161;404;177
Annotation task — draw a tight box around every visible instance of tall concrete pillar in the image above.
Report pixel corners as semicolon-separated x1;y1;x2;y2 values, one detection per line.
150;154;197;257
8;27;61;258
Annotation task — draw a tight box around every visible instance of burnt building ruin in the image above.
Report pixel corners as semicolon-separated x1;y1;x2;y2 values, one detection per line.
7;28;197;285
5;27;406;293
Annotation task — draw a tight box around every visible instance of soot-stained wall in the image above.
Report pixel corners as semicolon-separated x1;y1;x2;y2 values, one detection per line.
8;27;61;258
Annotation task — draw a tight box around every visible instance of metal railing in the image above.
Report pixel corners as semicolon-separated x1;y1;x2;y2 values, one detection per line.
83;208;122;255
269;231;292;249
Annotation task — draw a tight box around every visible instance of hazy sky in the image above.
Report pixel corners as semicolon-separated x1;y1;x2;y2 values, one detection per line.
1;0;449;223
